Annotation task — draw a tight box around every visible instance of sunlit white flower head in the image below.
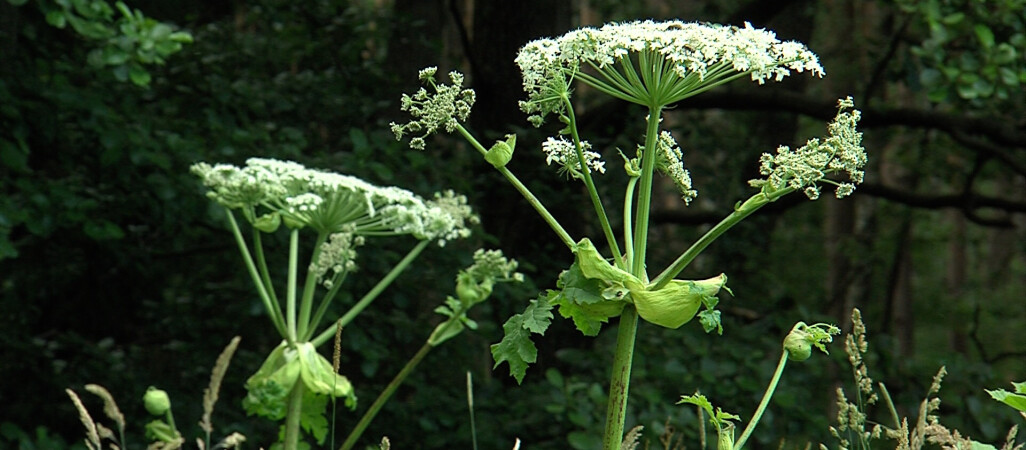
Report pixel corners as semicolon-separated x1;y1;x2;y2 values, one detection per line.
390;68;476;150
749;97;866;200
191;158;478;244
652;131;698;204
517;20;824;124
542;136;605;179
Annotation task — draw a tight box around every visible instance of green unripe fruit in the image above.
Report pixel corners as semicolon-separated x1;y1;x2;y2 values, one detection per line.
783;329;812;361
143;386;171;416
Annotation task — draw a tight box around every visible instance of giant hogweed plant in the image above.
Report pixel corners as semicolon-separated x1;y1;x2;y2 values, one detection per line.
391;20;867;448
188;158;515;449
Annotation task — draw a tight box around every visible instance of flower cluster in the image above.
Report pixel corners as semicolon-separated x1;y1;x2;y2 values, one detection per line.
464;248;524;285
390;67;476;150
516;20;824;124
191;158;477;244
748;97;866;200
383;190;479;246
653;131;698;204
309;227;365;288
541;136;606;179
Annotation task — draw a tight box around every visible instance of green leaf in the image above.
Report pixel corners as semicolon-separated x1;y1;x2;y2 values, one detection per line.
300;390;330;444
556;299;614;336
521;296;554;333
974;24;995;49
128;63;151;86
699;309;722;335
45;10;67;28
987;387;1026;413
557;263;606;305
490;314;538;384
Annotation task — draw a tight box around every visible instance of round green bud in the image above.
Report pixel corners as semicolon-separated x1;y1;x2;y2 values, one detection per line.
783;329;812;361
143;386;171;416
485;134;516;168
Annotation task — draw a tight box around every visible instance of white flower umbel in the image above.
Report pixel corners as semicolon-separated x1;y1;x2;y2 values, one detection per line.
516;20;824;124
390;68;476;150
652;131;698;204
542;136;606;179
191;158;477;244
749;97;866;200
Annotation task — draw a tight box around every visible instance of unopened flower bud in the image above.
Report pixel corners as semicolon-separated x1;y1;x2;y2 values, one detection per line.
143;386;171;416
485;134;516;168
783;329;812;361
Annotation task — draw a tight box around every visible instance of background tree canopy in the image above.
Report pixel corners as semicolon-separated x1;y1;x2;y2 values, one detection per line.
1;0;1023;448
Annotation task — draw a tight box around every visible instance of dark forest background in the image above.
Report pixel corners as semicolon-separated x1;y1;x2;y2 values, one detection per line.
1;0;1023;449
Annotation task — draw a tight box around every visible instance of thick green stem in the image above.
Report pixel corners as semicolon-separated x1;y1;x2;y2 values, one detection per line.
225;211;287;338
310;240;430;347
601;305;640;450
650;187;794;290
284;379;305;450
339;341;434;450
563;97;622;263
734;350;789;450
630;106;663;277
454;123;575;249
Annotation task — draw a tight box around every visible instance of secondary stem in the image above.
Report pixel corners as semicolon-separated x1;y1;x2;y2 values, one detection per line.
650;187;793;290
564;97;623;262
225;211;287;338
286;229;300;345
733;350;789;450
310;240;430;347
454;123;575;249
339;341;434;450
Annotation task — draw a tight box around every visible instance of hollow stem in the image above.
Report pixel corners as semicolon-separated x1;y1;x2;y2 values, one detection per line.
601;305;640;450
733;349;789;450
283;380;305;450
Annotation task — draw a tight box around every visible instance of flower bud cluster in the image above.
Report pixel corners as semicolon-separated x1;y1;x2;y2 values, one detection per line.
542;136;606;179
390;67;476;150
310;227;365;288
653;131;698;204
749;97;866;200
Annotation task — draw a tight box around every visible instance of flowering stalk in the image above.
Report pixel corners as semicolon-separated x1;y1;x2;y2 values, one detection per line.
193;158;478;449
340;249;522;450
391;19;864;450
733;322;839;450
